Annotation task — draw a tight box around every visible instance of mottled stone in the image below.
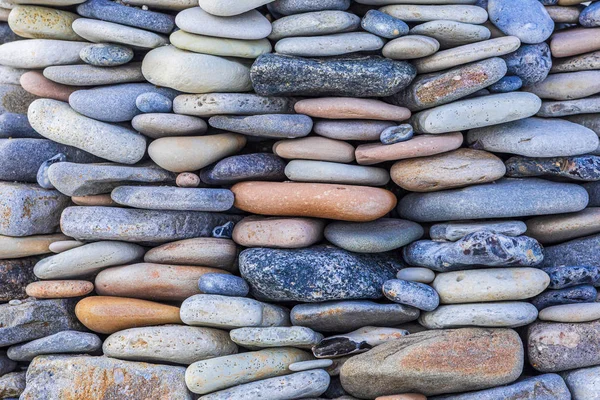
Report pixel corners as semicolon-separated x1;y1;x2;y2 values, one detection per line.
230;326;322;349
383;279;439;311
531;285;597;310
538;96;600;117
0;372;25;399
174;93;293;117
285;160;390;186
275;32;384;57
362;9;408;39
551;50;600;73
506;155;600;181
79;43;133;66
111;186;233;212
144;238;237;270
542;265;600;289
314;327;409;358
488;0;553;44
314;119;395;141
540;233;600;268
201;153;286;185
176;7;271;40
419;302;538;329
0;84;39;114
0;38;87;68
198;273;249;297
410;20;490;48
26;280;94;299
0;257;38;301
562;366;600;400
380;124;413;144
136;92;172;113
209;114;312;139
503;43;552;86
43;63;144;86
72;18;167;49
0;234;67;259
381;4;487;23
7;331;101;361
8;5;81;42
488;75;522;93
77;0;174;34
430;220;527;241
133;114;207;139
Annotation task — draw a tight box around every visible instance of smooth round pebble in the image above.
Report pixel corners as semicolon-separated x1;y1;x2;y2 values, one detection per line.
79;43;133;67
176;172;200;188
135;92;172;113
383;35;440;60
396;268;435;284
383;279;440;311
25;280;94;298
198;273;249;297
538;303;600;322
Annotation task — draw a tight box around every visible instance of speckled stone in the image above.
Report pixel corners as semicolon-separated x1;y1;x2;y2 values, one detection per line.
199;273;249;297
0;352;16;376
542;265;600;289
132;113;207;138
271;11;358;40
539;303;600;322
201;153;286;185
506;155;600;181
541;233;600;268
72;18;168;49
144;238;237;270
546;5;581;23
0;371;25;399
209;114;312;139
526;208;600;245
551;50;600;73
232;216;325;249
430;220;527;241
275;32;384;57
562;366;600;400
0;257;38;301
251;54;416;97
531;285;597;310
269;0;350;15
361;9;408;39
43;63;144;86
381;4;488;23
488;0;553;43
580;1;600;26
79;43;133;66
289;359;333;372
538;96;600;118
0;84;39;114
230;326;323;349
0;234;67;260
240;245;403;302
488;75;522;93
502;43;552;85
410;20;490;49
111;186;233;212
314;120;395;141
7;5;82;41
419;302;538;329
0;112;40;138
0;39;87;68
174;93;293;117
380;124;413;144
25;280;94;299
176;7;272;40
77;0;174;34
314;327;409;358
524;71;600;101
136;92;172;113
7;331;101;361
383;279;439;311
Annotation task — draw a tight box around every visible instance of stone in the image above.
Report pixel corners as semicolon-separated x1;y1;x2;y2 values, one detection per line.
111;186;233;212
180;294;289;329
356;132;464;165
410;20;490;48
48;162;175;197
526;207;600;244
170;30;272;59
8;5;82;41
102;325;237;365
271;10;358;41
132;113;207;138
7;331;101;361
314;327;409;358
546;5;581;23
0;257;38;301
550;27;600;58
43;63;144;86
0;39;87;68
404;231;544;271
551;50;600;73
213;222;233;239
488;75;522;93
176;7;271;40
209;114;312;139
232;182;396;222
0;352;16;376
75;296;182;334
539;303;600;322
488;0;553;44
201;153;286;185
289;359;333;372
340;328;523;398
120;0;196;10
77;0;174;34
324;218;423;253
541;233;600;268
538;96;600;117
230;326;323;349
0;234;67;259
0;372;25;399
411;92;541;134
380;124;413;144
528;320;600;372
292;300;420;332
61;206;242;243
399;178;590;222
361;9;408;39
72;18;167;49
79;43;133;66
285;160;391;186
563;366;600;400
142;45;252;93
0;299;83;347
49;240;84;253
525;71;600;101
26;280;93;299
0;84;38;114
503;43;552;85
531;285;597;310
270;0;350;15
585;181;600;206
144;238;237;270
232;216;324;249
136;92;172;113
383;35;440;60
419;302;538;329
0;112;40;138
20;355;192;400
276;138;354;163
251;54;416;97
198;273;249;297
506;155;600;181
275;32;384;57
148;134;246;173
432;221;524;243
314;120;395;141
542;265;600;289
580;1;600;26
174;93;293;117
412;36;520;74
36;153;64;189
239;245;403;302
397;268;436;284
377;395;426;400
198;0;273;16
381;5;487;23
295;97;410;121
383;279;439;311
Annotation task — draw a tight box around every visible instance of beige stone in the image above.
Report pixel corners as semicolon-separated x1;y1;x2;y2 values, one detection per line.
170;30;271;58
71;194;118;206
376;395;427;400
550;27;600;58
273;137;355;163
381;4;488;23
20;71;81;102
144;238;238;271
524;71;600;100
526;207;600;244
383;35;440;59
8;5;82;41
48;240;84;253
25;280;94;298
294;97;410;121
232;216;325;248
545;5;581;23
0;233;68;259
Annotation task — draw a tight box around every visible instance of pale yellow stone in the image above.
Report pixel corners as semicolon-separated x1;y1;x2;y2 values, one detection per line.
8;5;82;41
170;30;271;59
0;233;69;259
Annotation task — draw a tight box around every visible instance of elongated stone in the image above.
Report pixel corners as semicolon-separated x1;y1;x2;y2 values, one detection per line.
270;10;359;40
539;303;600;323
111;186;234;212
174;93;293;117
550;27;600;58
531;285;597;310
198;0;274;16
274;137;354;162
538;96;600;117
410;20;490;48
506;155;600;181
199;273;249;297
144;238;237;270
25;280;94;299
79;43;133;66
201;153;286;185
170;31;272;59
551;50;600;73
419;302;538;329
229;326;323;349
540;233;600;268
314;120;395;141
314;327;409;358
72;18;167;49
0;234;66;259
232;216;325;249
43;63;144;86
0;39;87;68
381;4;487;23
176;7;271;40
285;160;390;186
270;0;350;15
7;331;101;361
295;97;410;121
397;267;436;283
209;114;312;139
383;279;439;311
132;113;207;138
8;5;82;41
562;366;600;400
0;112;40;138
275;32;384;57
524;71;600;100
430;220;527;241
526;208;600;244
542;265;600;289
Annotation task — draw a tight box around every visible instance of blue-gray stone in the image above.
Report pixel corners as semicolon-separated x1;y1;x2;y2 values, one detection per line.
399;178;589;222
475;0;488;7
383;279;439;311
200;153;286;185
0;352;16;376
209;114;313;139
404;231;544;271
198;273;249;297
69;83;178;123
380;124;413;144
251;54;417;97
36;153;66;189
488;0;554;44
580;1;600;27
77;0;175;34
531;285;597;310
7;331;102;362
541;233;600;268
431;374;570;400
269;0;350;16
111;186;234;212
488;76;523;93
506;155;600;181
0;113;41;139
212;221;235;239
79;43;134;67
541;266;600;289
562;365;600;400
584;181;600;206
503;43;552;86
539;0;558;4
0;23;21;45
239;245;404;302
136;92;172;113
361;10;409;39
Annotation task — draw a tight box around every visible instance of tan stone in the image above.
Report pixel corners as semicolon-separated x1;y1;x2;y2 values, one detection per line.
75;296;182;334
294;97;411;121
545;5;581;23
48;240;84;253
176;172;200;188
232;216;325;248
231;181;397;222
20;71;81;102
376;395;427;400
355;132;463;165
25;280;94;298
557;0;586;5
8;5;82;41
71;194;118;206
0;233;68;259
273;137;355;163
526;207;600;244
144;238;238;271
383;35;439;60
95;263;229;301
390;149;505;192
550;27;600;58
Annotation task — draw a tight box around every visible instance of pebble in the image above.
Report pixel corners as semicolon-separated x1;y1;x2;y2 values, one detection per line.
275;32;384;57
7;331;101;362
550;27;600;58
314;120;395;141
506;155;600;181
0;233;67;259
174;93;293;117
25;280;94;298
539;303;600;322
383;279;439;311
209;114;312;139
547;5;582;23
285;160;390;186
102;325;237;365
49;240;84;253
0;38;87;68
0;112;40;138
8;5;82;41
132;113;207;138
503;43;552;86
198;0;274;17
232;216;324;249
526;207;600;244
0;372;25;399
410;20;490;48
230;326;322;349
541;233;600;268
324;218;423;253
531;285;597;310
121;0;196;10
551;50;600;73
381;5;487;23
289;359;333;372
144;238;237;270
525;71;600;100
43;63;144;86
136;92;172;113
72;18;168;49
176;7;272;40
562;366;600;400
542;265;600;289
313;327;409;358
540;96;600;118
111;186;233;212
488;75;522;92
430;220;527;241
579;1;600;26
361;9;408;39
0;258;39;301
380;124;413;144
383;35;440;60
198;273;249;297
270;0;350;15
488;0;553;43
79;43;133;66
295;97;410;121
170;30;272;59
397;268;436;284
274;137;354;162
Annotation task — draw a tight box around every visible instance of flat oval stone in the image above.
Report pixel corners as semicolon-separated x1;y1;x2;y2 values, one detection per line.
136;92;172;113
79;43;133;66
381;5;488;23
142;45;252;93
144;238;237;270
49;240;85;253
383;35;440;59
230;326;323;349
420;302;538;329
232;182;397;222
324;218;423;253
7;331;101;361
271;10;359;40
399;178;590;222
550;27;600;58
506;155;600;181
201;153;285;185
43;63;144;86
148;134;246;173
314;326;409;358
0;257;39;302
132;113;207;138
291;300;419;332
25;280;93;298
170;30;271;59
356;132;463;165
430;220;527;241
397;267;435;283
410;20;490;48
538;96;600;117
120;0;196;10
251;54;416;97
111;186;233;212
503;43;552;86
176;7;271;40
539;303;600;323
551;50;600;73
488;75;522;93
239;245;403;302
0;112;40;138
383;279;439;311
531;285;597;310
411;92;541;134
274;137;354;162
488;0;553;44
314;120;395;141
72;18;167;49
209;114;312;139
285;160;390;186
270;0;350;15
8;5;82;41
361;9;409;39
275;32;384;57
524;71;600;100
103;325;237;365
563;366;600;400
433;268;549;304
289;359;333;372
542;265;600;289
198;273;249;297
526;208;600;244
20;71;80;102
391;149;505;192
28;99;146;164
0;233;67;259
0;38;87;68
198;0;273;17
232;216;324;249
295;97;410;121
174;93;293;117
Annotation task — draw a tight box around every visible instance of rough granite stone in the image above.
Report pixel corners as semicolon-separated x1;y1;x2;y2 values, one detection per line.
0;372;25;399
531;285;598;310
7;331;101;361
201;153;286;185
0;257;39;301
540;233;600;268
430;220;527;241
383;279;440;311
506;155;600;181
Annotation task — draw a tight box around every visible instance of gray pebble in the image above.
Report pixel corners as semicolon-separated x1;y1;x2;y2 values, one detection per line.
430;220;527;241
36;153;66;189
199;273;249;297
383;279;440;311
541;233;600;268
361;10;409;39
136;92;173;113
209;114;312;139
562;365;600;400
541;265;600;289
531;285;598;310
380;124;413;144
7;331;101;362
269;0;350;16
111;186;234;212
79;43;134;67
270;11;360;41
201;153;286;185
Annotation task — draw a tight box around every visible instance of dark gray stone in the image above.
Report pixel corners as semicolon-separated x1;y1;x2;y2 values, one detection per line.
269;0;350;16
0;257;39;302
198;273;249;297
136;92;172;113
111;186;234;212
580;1;600;27
0;352;16;377
541;234;600;268
200;153;286;185
488;75;523;93
37;153;66;189
209;114;313;139
79;43;134;67
584;181;600;206
531;285;597;310
383;279;439;311
0;22;21;45
506;155;600;181
0;113;41;138
361;10;409;39
7;331;102;361
251;54;416;97
541;265;600;289
503;43;552;85
380;124;413;144
239;245;404;302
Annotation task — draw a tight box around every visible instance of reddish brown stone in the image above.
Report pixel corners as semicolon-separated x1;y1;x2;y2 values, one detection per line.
20;71;82;102
26;280;94;299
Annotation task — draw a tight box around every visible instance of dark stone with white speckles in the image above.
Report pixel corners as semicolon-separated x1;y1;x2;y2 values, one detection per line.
503;43;552;86
269;0;350;16
7;331;102;362
209;114;312;139
201;153;286;185
361;10;409;39
488;76;522;93
111;186;234;212
383;279;439;311
36;154;66;189
403;231;544;272
0;113;41;138
530;285;597;310
380;124;413;144
240;245;404;302
505;155;600;181
136;92;172;113
488;0;554;44
251;54;416;98
580;1;600;27
0;257;39;302
79;44;133;67
199;273;249;297
540;233;600;268
541;265;600;289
